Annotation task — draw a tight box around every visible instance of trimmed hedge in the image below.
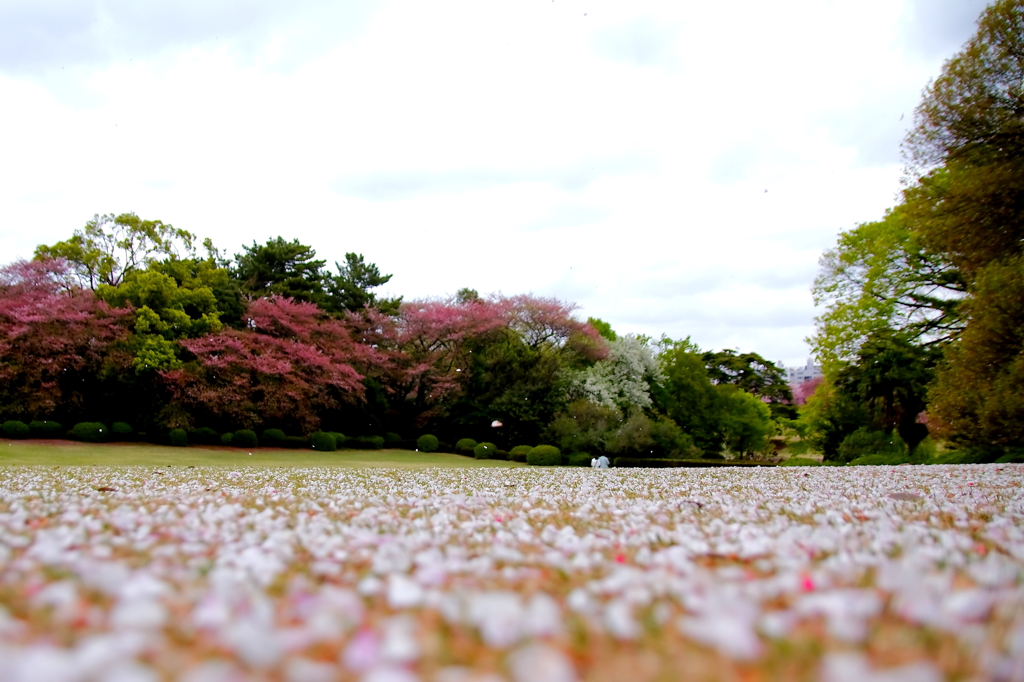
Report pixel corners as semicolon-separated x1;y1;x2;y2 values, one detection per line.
310;431;337;451
2;420;30;439
221;432;234;445
614;458;777;468
348;435;384;450
509;445;532;463
70;422;108;443
527;445;561;466
848;454;907;466
29;420;63;438
779;457;823;467
417;434;439;452
169;428;189;448
473;442;497;459
111;422;135;441
233;429;258;448
262;428;287;446
189;427;219;445
384;432;402;443
567;452;593;467
330;433;347;447
701;452;725;460
456;438;478;455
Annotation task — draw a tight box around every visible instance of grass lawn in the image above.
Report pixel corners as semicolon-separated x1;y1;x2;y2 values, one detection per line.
0;439;526;468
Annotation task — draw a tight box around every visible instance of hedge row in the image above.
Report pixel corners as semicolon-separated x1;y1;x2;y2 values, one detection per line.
613;458;778;468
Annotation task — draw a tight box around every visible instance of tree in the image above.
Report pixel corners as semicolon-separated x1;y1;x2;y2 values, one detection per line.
325;252;401;315
233;237;327;304
161;297;372;431
654;337;722;450
0;259;131;421
566;334;661;413
35;213;196;289
715;386;774;457
702;349;794;419
810;206;965;370
587;317;617;341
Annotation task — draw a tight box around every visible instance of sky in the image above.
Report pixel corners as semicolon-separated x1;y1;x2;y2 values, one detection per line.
0;0;987;368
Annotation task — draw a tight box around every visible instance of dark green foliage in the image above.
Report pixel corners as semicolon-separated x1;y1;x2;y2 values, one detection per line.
848;453;906;466
233;237;327;305
348;435;384;450
111;422;135;441
70;422;108;443
169;428;188;447
262;428;287;445
417;434;439;452
779;457;823;466
473;442;497;459
2;420;29;439
284;436;308;449
702;349;796;420
510;445;533;458
702;451;725;460
325;252;401;315
567;452;593;467
510;450;528;463
614;457;776;468
221;432;234;445
456;438;478;454
995;450;1024;463
527;445;561;466
330;433;347;447
492;449;509;461
28;421;63;438
233;429;258;448
189;427;219;445
310;431;337;451
837;427;907;464
384;432;402;443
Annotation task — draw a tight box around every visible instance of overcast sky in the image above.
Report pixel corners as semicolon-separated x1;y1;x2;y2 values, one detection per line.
0;0;986;367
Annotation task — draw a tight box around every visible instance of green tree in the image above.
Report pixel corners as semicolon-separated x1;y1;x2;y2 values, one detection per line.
587;317;617;341
233;237;327;304
715;386;773;457
654;337;722;450
702;349;794;419
325;252;401;315
35;213;196;289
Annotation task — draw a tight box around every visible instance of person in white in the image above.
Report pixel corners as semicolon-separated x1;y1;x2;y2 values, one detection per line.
594;455;610;469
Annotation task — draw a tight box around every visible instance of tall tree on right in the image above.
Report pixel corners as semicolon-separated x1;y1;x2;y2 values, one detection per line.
901;0;1024;450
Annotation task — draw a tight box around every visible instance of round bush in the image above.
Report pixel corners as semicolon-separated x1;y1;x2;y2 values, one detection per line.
527;445;562;466
220;432;234;445
473;442;497;459
417;434;439;452
233;429;258;448
2;420;30;439
189;426;219;445
28;420;63;438
70;422;108;443
111;422;134;440
567;452;593;467
310;431;337;451
330;432;347;447
456;438;478;454
169;428;188;448
384;432;402;443
262;428;287;445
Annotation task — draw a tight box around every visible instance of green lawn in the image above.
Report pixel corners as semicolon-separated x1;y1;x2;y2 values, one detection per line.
0;440;526;468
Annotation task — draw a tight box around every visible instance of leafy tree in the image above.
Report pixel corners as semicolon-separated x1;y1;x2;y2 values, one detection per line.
587;317;617;341
715;386;774;457
810;206;965;369
702;349;794;419
325;252;402;315
233;237;327;304
151;257;245;326
566;334;661;413
654;337;722;450
35;213;196;289
0;259;131;422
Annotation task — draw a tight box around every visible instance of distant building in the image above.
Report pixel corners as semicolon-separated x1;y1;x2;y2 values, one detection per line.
784;358;823;385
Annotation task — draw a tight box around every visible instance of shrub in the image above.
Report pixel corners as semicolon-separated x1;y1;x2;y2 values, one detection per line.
221;432;234;445
996;450;1024;464
169;428;189;447
567;452;593;467
510;445;532;457
233;429;258;448
614;457;776;468
473;442;497;459
492;449;509;461
330;433;347;447
284;436;308;449
848;453;905;466
2;420;30;439
384;432;402;443
28;420;63;438
456;438;478;455
310;431;337;451
702;452;725;460
189;427;219;445
111;422;135;441
262;428;287;446
527;445;561;466
779;457;823;467
70;422;108;443
837;427;907;463
417;434;439;452
348;435;384;450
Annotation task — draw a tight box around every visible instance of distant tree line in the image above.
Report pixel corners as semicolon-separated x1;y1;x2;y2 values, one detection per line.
1;216;793;459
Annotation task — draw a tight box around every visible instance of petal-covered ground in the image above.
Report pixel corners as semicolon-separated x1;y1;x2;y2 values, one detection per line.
0;464;1022;681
